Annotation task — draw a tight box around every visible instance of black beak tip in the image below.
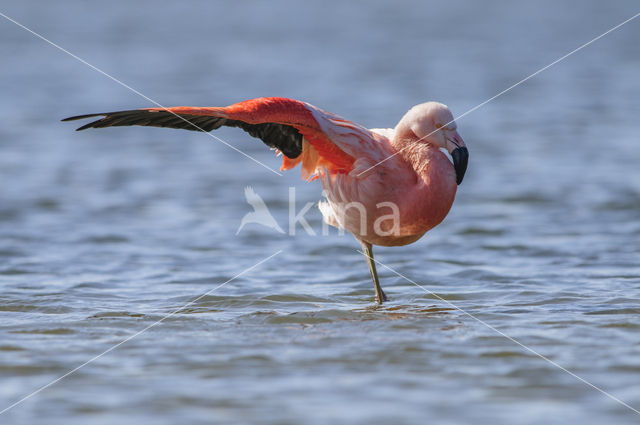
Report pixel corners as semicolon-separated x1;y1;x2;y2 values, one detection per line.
452;147;469;185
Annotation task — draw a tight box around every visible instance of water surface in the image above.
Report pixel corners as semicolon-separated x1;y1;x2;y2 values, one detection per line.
1;1;640;424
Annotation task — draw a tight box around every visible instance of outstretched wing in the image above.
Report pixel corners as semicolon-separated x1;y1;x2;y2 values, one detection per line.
63;103;303;159
63;97;384;177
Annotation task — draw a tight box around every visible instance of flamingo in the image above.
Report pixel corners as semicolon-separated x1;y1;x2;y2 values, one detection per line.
63;97;468;304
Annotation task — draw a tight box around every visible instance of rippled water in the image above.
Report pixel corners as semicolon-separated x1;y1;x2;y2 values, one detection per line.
1;1;640;424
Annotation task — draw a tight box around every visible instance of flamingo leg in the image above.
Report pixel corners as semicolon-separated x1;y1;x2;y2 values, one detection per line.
361;241;388;304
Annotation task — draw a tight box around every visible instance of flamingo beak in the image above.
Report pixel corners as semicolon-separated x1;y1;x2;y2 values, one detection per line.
452;146;469;185
447;131;468;185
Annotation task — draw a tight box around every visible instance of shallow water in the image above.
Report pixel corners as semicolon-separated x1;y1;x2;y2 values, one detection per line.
1;1;640;424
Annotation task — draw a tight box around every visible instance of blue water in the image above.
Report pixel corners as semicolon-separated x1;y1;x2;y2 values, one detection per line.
1;1;640;424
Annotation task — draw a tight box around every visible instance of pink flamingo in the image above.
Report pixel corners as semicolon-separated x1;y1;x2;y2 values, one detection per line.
63;97;468;304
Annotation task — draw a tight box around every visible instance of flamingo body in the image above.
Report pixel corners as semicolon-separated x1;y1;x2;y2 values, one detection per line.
63;97;468;303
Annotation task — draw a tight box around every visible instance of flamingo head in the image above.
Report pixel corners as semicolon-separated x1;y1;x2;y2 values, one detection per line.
405;102;469;185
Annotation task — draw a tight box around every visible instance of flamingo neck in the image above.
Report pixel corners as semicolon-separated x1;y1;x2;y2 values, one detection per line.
391;126;458;234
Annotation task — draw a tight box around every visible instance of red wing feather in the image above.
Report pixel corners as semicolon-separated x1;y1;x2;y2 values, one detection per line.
63;97;356;176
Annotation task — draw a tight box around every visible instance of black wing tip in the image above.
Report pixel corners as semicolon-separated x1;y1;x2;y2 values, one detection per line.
75;122;97;131
61;113;105;122
61;113;108;131
63;110;149;131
